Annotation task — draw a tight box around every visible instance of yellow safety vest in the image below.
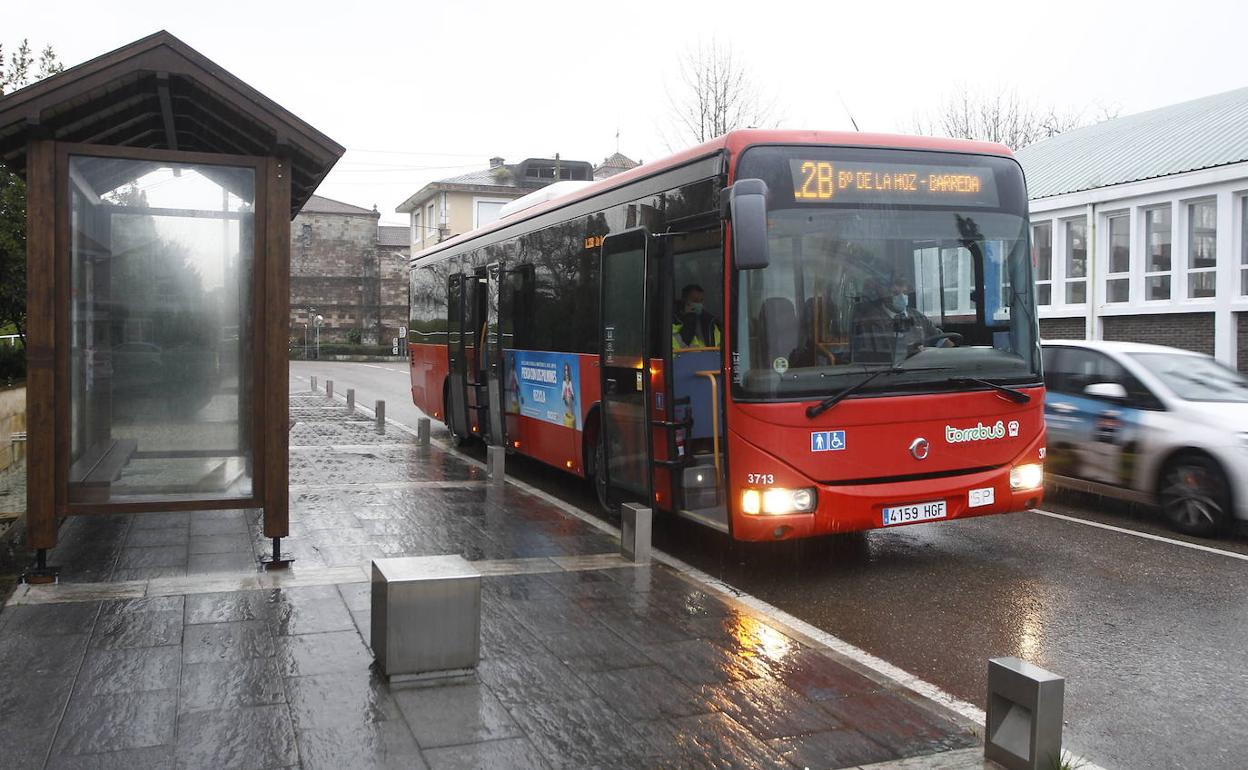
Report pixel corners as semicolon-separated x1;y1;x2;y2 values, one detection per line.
672;321;721;351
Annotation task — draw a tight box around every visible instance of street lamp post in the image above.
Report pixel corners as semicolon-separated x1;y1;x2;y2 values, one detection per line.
314;314;324;360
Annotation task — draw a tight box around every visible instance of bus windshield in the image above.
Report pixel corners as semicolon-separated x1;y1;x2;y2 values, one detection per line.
731;146;1039;401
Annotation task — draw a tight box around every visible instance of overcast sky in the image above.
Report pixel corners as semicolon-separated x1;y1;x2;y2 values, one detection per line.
14;0;1248;224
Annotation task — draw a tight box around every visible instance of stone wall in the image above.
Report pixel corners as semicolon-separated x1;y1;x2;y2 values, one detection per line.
1039;317;1086;340
1238;312;1248;372
289;211;409;345
1102;313;1214;356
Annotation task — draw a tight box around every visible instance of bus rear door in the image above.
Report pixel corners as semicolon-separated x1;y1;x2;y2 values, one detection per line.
446;273;469;439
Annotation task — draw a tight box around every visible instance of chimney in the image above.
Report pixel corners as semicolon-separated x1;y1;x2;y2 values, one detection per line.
489;156;504;168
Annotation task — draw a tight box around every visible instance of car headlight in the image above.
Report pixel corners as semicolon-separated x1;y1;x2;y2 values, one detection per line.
1010;463;1044;491
742;487;817;515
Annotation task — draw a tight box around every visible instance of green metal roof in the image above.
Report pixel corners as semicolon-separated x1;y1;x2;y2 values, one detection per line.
1016;86;1248;200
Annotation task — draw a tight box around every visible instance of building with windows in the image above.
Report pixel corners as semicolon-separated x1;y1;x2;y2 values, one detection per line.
290;195;410;346
396;156;593;255
593;151;640;180
1016;87;1248;370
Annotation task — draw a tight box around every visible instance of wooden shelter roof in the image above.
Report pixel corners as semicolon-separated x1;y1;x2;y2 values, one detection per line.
0;30;343;217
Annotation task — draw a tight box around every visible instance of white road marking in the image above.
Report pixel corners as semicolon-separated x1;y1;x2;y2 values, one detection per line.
361;364;384;369
1033;509;1248;562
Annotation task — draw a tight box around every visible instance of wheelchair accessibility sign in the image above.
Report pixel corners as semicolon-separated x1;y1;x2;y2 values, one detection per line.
811;430;846;452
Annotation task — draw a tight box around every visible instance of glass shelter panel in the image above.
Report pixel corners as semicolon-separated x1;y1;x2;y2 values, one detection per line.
69;156;255;503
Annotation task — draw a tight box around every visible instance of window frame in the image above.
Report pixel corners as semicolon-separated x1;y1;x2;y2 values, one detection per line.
1063;216;1088;305
1032;220;1053;307
1142;203;1173;302
472;196;512;230
1185;197;1218;299
1104;212;1131;304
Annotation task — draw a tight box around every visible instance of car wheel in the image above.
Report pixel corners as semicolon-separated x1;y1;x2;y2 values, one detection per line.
1159;454;1230;537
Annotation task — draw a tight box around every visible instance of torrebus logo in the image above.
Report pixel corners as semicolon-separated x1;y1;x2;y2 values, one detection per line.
945;420;1007;444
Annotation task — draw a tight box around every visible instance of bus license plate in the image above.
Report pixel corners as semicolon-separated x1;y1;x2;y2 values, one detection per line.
882;500;947;527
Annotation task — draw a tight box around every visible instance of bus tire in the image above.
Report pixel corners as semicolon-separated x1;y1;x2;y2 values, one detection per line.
1159;452;1230;537
593;432;616;513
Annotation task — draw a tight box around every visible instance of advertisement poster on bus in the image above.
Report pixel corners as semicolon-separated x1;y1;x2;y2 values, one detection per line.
504;350;581;430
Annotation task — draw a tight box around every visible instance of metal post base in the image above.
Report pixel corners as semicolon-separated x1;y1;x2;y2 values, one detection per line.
259;537;295;570
375;400;386;434
21;549;59;584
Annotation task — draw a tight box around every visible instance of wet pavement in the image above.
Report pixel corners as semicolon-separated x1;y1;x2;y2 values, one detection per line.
294;361;1248;770
0;387;990;770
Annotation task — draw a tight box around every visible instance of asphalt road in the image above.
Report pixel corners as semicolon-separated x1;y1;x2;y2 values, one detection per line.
292;360;1248;770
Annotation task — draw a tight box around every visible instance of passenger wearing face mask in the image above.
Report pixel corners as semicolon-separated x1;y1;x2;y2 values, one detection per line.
672;283;722;351
850;276;946;364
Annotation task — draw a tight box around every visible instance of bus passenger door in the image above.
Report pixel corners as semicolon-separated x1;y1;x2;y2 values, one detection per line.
446;273;470;439
598;229;652;508
485;262;506;447
464;269;489;437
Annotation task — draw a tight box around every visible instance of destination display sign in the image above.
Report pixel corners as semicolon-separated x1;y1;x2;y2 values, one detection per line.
787;159;999;207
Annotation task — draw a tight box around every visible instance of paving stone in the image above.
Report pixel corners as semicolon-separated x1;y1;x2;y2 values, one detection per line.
283;669;403;732
580;665;718;722
74;645;182;697
267;584;356;636
634;711;790;769
392;680;520;748
129;512;191;530
116;545;188;570
125;527;190;548
0;726;58;770
45;744;175;770
476;653;595;706
52;688;177;756
818;691;980;756
509;696;653;769
179;657;287;714
91;597;184;650
0;673;77;730
113;567;186;582
182;621;275;664
423;736;550;770
188;533;254;555
769;728;898;769
766;647;884;702
184;591;271;625
296;724;427;770
0;633;90;678
275;629;372;677
644;638;767;686
1;602;100;638
536;624;652;673
189;517;249;537
175;704;297;770
188;553;259;574
699;676;840;739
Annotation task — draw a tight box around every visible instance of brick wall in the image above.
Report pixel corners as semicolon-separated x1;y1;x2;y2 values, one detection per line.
289;212;409;345
1039;317;1086;340
1102;313;1214;356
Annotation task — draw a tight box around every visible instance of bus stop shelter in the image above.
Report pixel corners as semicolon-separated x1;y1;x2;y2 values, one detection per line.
0;31;343;577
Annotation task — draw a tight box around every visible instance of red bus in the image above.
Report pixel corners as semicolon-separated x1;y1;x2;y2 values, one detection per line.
408;130;1045;541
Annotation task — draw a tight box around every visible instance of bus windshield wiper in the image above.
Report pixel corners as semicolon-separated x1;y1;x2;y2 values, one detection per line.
805;366;951;419
949;377;1031;403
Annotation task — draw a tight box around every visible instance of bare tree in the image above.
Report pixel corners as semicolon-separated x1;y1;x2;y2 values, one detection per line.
912;85;1088;150
664;39;776;150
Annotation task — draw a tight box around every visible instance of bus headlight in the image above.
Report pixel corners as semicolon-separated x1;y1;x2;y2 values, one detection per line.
1010;463;1044;491
743;487;817;515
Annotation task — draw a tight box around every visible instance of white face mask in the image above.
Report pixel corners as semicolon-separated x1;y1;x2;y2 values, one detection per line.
890;293;908;312
687;302;704;315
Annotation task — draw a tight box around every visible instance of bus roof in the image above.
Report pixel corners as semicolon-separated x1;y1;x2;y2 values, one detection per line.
411;129;1014;265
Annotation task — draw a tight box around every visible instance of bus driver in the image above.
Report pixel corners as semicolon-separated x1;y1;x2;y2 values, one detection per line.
672;284;722;352
851;277;950;364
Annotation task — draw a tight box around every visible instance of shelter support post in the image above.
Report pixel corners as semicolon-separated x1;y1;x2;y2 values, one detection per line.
260;155;292;569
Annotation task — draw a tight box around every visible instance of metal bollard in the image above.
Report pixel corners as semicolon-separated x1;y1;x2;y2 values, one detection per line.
621;503;652;564
326;379;334;399
487;445;505;483
375;400;386;434
347;388;355;412
985;657;1065;770
371;555;481;680
416;417;431;447
310;375;317;392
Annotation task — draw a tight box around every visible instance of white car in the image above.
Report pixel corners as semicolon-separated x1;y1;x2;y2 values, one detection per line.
1042;340;1248;537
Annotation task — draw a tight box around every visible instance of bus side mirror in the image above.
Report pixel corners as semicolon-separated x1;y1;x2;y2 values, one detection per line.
729;178;770;270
